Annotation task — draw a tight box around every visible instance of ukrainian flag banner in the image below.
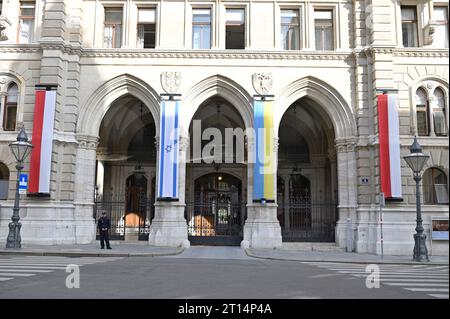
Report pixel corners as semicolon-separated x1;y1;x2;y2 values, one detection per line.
157;100;179;200
253;100;276;202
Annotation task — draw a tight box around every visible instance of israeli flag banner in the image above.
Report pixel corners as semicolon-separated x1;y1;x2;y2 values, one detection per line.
157;100;179;200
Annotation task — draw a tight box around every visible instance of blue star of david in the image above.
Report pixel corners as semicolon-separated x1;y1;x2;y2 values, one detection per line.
165;145;172;153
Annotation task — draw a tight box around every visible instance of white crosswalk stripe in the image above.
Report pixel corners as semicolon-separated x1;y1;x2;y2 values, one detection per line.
0;256;123;283
303;261;449;299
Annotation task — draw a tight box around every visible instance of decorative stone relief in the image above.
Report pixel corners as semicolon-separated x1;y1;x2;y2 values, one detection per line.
0;16;11;41
161;72;181;94
252;73;273;95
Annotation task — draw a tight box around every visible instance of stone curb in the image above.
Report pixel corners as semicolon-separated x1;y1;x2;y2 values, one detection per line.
244;249;449;266
0;247;185;258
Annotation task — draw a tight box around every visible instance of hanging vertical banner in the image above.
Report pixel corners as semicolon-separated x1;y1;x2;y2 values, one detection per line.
377;93;402;200
29;86;57;195
157;99;179;200
253;100;276;202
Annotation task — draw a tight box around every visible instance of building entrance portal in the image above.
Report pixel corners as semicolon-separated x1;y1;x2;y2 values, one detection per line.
186;173;245;246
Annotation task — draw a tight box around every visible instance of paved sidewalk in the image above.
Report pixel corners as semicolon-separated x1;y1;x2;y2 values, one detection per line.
245;248;449;265
0;242;184;257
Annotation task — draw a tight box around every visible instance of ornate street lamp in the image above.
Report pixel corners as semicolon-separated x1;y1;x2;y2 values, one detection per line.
403;136;430;262
6;127;33;248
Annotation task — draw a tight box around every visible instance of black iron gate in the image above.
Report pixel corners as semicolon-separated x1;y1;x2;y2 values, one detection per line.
277;200;338;242
93;192;153;241
185;202;246;246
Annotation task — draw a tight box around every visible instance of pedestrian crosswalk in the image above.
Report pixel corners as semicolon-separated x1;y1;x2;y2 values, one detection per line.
0;256;123;283
303;261;449;299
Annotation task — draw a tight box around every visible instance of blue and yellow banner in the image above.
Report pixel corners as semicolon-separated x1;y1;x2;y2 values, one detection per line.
253;100;276;201
158;100;179;199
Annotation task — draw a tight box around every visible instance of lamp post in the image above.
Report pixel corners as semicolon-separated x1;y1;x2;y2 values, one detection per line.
6;127;33;249
403;136;430;262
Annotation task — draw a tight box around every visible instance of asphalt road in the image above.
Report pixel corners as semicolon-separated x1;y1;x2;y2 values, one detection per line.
0;248;448;299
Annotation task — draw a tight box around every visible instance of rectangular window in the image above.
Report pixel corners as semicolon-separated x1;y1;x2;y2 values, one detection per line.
137;8;156;49
434;7;449;48
226;9;245;49
192;9;211;49
416;106;429;136
314;10;334;50
104;8;122;48
401;6;418;47
433;111;447;136
3;95;17;131
18;1;35;44
281;9;300;50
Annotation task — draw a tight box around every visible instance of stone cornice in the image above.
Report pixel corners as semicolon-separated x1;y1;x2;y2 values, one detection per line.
0;44;41;53
394;48;449;58
80;49;352;61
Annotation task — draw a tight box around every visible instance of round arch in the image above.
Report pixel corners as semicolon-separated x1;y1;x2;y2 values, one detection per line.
182;75;253;131
77;74;160;137
274;76;356;139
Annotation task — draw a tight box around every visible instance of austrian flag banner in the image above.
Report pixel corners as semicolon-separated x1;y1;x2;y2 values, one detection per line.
377;94;402;200
253;100;276;202
157;99;179;200
29;86;57;195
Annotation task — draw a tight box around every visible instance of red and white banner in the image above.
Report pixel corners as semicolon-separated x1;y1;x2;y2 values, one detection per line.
29;87;57;195
377;94;402;199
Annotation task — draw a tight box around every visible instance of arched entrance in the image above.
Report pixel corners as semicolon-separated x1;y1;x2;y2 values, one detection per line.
277;97;338;242
185;96;247;245
187;173;244;245
94;94;157;241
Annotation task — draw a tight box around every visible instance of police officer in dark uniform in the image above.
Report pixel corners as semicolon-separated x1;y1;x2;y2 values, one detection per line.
97;211;112;249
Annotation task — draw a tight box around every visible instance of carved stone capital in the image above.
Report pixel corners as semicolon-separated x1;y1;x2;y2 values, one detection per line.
76;134;99;150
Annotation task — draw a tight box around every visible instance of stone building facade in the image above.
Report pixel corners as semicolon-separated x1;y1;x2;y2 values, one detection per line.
0;0;448;255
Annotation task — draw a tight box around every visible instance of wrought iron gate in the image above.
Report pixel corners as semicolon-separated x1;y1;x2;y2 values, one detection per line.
185;201;246;246
93;192;153;241
277;200;338;242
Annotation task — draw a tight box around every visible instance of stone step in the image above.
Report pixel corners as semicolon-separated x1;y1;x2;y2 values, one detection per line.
281;242;345;252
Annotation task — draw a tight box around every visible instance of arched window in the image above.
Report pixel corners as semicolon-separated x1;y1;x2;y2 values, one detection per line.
423;168;449;205
3;83;18;131
0;162;9;200
433;87;448;136
415;87;429;136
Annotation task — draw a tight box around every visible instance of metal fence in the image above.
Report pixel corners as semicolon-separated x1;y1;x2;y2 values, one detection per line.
185;202;246;245
278;202;338;242
93;192;153;241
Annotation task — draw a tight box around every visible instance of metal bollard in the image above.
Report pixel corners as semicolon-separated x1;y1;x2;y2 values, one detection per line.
346;217;353;252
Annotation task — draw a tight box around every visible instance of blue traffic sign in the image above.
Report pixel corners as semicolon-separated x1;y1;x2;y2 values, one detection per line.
19;174;28;194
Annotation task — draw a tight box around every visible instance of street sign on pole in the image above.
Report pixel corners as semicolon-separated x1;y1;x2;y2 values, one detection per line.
19;174;28;195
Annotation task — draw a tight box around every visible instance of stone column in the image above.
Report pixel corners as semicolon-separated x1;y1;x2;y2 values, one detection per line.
148;131;190;248
242;136;282;249
334;138;358;249
73;134;98;243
